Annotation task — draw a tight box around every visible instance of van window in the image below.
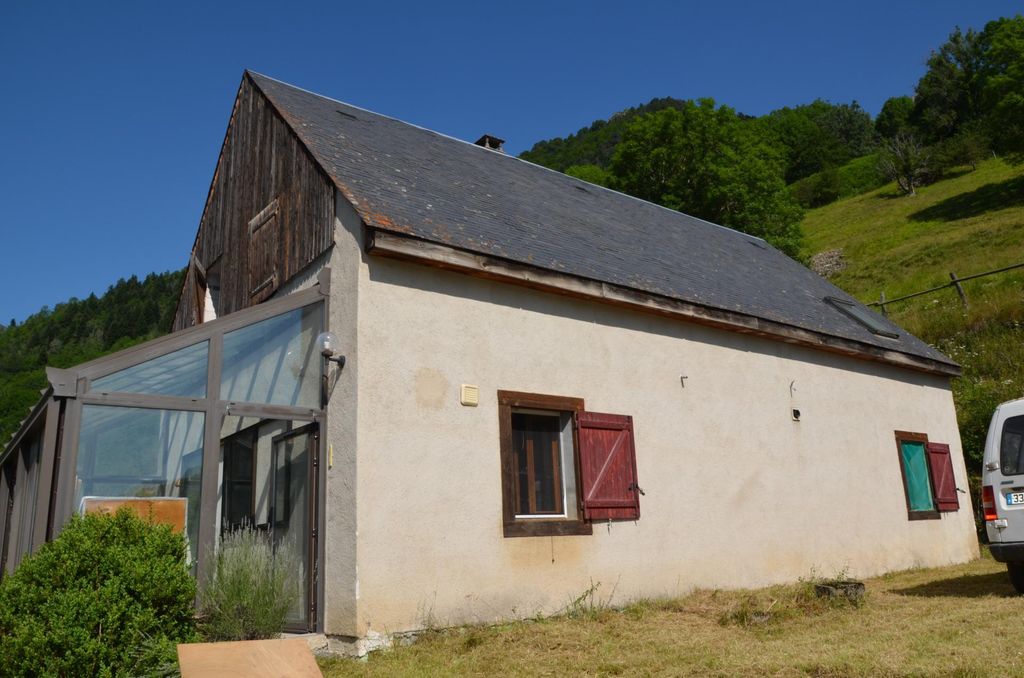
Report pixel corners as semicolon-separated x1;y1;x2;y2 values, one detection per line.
1001;415;1024;476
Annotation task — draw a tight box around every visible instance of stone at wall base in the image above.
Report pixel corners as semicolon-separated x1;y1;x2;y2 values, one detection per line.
814;580;865;603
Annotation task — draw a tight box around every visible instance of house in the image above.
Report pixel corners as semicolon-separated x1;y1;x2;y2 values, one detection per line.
0;72;978;649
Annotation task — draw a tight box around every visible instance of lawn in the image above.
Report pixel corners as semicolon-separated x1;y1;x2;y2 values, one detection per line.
319;551;1023;677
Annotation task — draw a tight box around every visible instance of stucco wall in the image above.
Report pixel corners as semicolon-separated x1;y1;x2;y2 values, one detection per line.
329;229;977;638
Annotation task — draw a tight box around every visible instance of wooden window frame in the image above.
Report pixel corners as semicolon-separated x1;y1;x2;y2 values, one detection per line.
894;430;940;521
498;390;592;538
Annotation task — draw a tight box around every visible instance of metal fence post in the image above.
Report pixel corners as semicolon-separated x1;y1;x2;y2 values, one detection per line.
878;291;888;317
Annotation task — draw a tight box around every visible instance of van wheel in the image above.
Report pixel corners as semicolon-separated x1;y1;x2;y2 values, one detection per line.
1007;563;1024;594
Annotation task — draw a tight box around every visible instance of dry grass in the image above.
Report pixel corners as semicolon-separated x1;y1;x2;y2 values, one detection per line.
319;552;1024;677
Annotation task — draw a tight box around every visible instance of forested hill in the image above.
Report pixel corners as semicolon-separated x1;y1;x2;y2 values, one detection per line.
519;15;1024;260
519;97;701;172
0;271;183;443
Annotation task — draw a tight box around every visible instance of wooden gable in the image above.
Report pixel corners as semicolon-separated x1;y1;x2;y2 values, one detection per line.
172;75;335;331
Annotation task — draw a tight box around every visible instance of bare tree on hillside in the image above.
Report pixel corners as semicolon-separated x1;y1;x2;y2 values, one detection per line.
879;134;930;196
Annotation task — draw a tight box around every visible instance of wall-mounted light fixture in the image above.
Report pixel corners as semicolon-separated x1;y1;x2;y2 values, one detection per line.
317;331;346;368
317;331;346;407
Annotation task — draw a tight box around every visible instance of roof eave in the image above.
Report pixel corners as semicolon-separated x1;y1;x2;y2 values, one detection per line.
365;228;961;378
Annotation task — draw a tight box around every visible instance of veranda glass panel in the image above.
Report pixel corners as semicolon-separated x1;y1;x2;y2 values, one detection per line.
900;440;935;512
217;416;314;630
91;341;208;398
220;304;322;408
76;405;204;563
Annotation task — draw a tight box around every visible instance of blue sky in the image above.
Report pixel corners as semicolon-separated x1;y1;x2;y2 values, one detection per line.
0;0;1019;324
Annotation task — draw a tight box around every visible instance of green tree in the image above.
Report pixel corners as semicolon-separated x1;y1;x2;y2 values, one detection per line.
565;164;614;187
913;26;986;142
520;97;694;171
761;100;876;183
979;15;1024;155
0;269;183;444
875;96;915;138
610;101;803;256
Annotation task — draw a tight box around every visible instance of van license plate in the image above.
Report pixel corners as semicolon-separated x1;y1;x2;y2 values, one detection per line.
1007;492;1024;505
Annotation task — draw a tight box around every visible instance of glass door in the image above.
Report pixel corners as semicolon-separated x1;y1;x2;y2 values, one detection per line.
271;424;318;630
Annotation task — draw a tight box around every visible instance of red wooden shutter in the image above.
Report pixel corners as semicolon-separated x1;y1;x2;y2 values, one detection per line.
577;412;640;521
926;442;959;512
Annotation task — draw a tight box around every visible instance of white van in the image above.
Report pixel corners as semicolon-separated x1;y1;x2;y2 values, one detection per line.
982;397;1024;591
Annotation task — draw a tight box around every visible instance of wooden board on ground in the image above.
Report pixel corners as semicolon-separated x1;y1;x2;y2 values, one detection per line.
178;638;322;677
80;496;187;534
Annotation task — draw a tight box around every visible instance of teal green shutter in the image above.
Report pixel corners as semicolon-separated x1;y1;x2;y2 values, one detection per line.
901;440;935;511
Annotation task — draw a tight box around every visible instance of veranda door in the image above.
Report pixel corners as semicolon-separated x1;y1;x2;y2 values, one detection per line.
271;424;318;631
218;416;319;633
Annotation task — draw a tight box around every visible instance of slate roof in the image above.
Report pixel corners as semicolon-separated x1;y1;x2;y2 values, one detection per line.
247;72;956;372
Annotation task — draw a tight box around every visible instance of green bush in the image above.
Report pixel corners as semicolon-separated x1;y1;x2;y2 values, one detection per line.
198;527;300;641
0;508;197;677
791;154;886;207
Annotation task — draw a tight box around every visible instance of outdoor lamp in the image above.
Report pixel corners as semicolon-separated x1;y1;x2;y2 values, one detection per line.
316;331;346;368
317;331;345;408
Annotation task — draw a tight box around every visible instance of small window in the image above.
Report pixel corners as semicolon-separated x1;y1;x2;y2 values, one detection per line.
825;296;899;339
895;431;960;520
498;391;643;537
1000;415;1024;476
895;432;937;519
511;410;577;519
499;391;590;538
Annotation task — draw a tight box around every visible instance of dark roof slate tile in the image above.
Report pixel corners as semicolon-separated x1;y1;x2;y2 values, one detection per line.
248;72;955;370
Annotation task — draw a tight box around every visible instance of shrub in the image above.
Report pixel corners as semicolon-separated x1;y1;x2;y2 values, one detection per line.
0;508;197;677
198;527;300;640
790;154;885;208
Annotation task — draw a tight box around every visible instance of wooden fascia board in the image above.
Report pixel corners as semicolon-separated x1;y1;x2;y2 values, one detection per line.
366;230;960;378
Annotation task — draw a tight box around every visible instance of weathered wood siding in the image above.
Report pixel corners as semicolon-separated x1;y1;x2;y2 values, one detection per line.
173;75;335;331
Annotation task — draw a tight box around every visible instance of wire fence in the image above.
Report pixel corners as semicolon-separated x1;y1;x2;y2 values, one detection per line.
867;261;1024;316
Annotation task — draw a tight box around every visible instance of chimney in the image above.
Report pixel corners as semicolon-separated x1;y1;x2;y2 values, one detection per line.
474;134;505;153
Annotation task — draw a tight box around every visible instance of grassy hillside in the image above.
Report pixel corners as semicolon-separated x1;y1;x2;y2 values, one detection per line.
802;157;1024;472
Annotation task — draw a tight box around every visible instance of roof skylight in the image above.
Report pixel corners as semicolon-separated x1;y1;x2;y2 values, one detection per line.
824;296;899;339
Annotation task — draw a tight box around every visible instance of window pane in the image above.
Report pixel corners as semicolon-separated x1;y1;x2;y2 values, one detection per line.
900;440;935;512
91;341;208;398
220;304;322;408
512;412;563;516
17;434;42;558
76;405;204;564
222;431;255;531
1001;416;1024;476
